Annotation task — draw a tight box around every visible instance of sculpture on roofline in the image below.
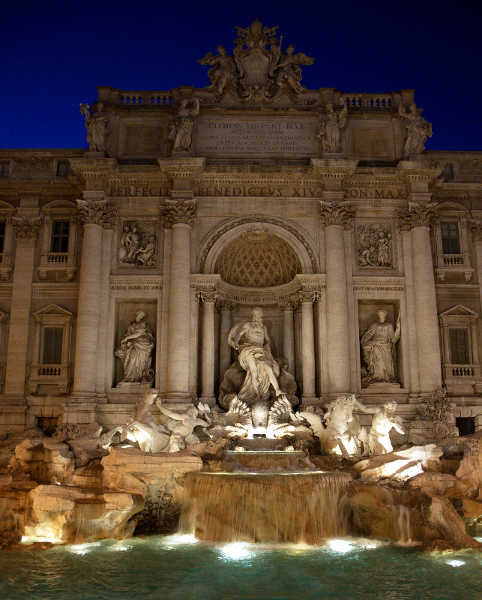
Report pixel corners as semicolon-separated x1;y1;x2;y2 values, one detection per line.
80;103;106;153
398;103;432;156
169;98;200;154
198;19;314;102
318;99;348;154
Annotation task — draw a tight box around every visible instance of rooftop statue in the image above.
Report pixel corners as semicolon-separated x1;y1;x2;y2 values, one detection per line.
80;103;106;153
198;19;314;102
399;103;432;156
318;100;348;154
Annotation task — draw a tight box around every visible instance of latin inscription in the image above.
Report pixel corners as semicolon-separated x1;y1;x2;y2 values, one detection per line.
195;116;318;156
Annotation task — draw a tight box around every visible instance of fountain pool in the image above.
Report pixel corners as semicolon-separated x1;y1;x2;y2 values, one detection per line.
1;535;481;600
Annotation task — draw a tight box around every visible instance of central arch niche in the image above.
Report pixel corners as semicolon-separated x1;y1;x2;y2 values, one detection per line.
215;231;302;288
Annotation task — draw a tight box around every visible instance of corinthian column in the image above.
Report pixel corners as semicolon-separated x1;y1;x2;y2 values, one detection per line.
164;197;196;401
72;197;116;398
299;291;317;401
399;204;442;391
4;215;42;396
279;298;296;375
320;202;353;393
472;222;482;311
200;291;216;405
218;300;234;381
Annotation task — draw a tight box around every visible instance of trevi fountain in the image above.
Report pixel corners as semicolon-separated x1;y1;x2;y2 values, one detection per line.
0;18;481;600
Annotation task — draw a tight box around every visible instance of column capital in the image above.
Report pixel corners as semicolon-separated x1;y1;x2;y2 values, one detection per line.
278;296;298;310
162;199;197;227
76;199;116;227
320;201;354;228
10;216;42;240
200;290;217;303
217;298;235;312
397;203;437;231
298;290;320;304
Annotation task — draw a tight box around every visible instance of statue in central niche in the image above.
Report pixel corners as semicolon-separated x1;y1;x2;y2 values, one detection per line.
227;307;286;427
115;311;155;383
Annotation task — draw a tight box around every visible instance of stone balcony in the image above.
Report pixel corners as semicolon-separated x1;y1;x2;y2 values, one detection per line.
28;364;71;395
435;252;473;282
38;252;77;281
443;363;482;394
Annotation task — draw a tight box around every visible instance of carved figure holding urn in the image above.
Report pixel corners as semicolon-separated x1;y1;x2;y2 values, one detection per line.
398;103;432;156
115;311;155;383
361;311;400;386
318;100;347;154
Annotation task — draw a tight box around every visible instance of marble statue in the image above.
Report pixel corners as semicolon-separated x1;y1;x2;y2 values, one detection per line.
80;103;106;153
228;307;284;425
357;224;393;268
367;401;405;455
272;45;314;95
101;390;170;453
198;45;237;95
318;100;347;154
321;394;372;457
398;103;432;156
115;311;155;383
157;399;211;450
169;98;200;153
361;311;400;386
119;223;156;267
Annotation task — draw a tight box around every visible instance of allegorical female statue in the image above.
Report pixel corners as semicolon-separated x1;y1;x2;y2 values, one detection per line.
361;310;400;386
115;311;155;383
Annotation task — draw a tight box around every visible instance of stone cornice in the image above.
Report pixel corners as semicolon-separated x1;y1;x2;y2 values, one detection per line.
319;201;354;227
157;157;206;180
69;158;118;181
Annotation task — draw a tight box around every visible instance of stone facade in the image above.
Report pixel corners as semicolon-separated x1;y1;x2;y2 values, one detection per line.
0;20;481;436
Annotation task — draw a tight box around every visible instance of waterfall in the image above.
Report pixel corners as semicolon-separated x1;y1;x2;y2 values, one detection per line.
397;505;412;545
180;471;352;544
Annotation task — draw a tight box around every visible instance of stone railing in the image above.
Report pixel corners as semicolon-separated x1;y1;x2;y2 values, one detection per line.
38;252;77;281
442;253;465;266
344;93;395;110
444;364;480;379
97;87;173;106
28;364;71;394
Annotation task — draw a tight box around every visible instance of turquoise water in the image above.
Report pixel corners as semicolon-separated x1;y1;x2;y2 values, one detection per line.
0;535;481;600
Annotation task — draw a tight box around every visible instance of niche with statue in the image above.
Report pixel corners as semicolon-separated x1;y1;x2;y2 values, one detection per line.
114;301;157;388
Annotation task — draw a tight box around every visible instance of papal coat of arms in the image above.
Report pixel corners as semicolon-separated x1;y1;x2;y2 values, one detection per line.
198;19;314;102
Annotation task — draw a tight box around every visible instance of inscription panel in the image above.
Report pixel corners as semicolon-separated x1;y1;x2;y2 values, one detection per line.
195;115;319;157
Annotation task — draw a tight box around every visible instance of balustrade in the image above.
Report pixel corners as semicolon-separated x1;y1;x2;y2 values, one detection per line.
344;94;393;109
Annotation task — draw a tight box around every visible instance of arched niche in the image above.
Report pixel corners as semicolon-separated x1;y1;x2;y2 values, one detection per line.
199;217;317;276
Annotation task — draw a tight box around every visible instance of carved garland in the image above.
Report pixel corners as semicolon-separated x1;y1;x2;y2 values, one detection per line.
198;216;319;273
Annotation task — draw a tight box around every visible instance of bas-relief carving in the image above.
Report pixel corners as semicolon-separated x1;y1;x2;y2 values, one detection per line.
115;310;155;384
119;221;157;267
198;19;313;103
398;103;432;157
360;310;400;387
357;224;393;268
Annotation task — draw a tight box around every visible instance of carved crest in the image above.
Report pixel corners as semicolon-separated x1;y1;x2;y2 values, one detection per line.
198;19;313;103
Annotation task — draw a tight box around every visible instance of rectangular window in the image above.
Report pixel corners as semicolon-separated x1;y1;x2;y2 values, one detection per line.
42;327;63;364
50;220;70;253
449;328;470;364
0;221;5;253
441;221;461;254
56;161;70;177
0;162;9;177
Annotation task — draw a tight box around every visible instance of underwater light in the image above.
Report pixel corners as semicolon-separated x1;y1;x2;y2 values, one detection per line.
326;539;354;553
446;559;465;568
220;542;254;560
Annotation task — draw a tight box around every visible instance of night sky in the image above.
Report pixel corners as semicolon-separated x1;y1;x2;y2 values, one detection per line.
2;0;480;151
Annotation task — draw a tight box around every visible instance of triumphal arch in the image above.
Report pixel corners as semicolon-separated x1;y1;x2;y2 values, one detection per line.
0;19;481;441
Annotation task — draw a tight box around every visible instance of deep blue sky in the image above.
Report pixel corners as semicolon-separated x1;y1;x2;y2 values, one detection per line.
1;0;481;151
